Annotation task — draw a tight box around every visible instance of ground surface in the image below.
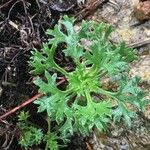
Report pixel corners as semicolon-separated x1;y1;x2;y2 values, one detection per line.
0;0;150;149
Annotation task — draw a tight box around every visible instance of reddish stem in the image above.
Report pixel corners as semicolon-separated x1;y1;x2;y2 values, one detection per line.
0;93;43;121
0;78;66;121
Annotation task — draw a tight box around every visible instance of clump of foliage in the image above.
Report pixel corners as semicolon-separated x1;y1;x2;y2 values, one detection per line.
17;111;44;148
18;111;60;150
18;16;148;149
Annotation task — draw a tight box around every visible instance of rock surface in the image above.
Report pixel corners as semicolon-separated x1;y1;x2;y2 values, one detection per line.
134;1;150;20
89;0;150;149
91;118;150;150
130;55;150;84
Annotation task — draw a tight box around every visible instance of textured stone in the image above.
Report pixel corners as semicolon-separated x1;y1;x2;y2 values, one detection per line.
130;55;150;83
134;1;150;20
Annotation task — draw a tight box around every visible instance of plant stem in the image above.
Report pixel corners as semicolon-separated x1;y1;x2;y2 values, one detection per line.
45;117;51;150
54;63;69;77
85;90;93;107
47;44;69;77
98;88;118;101
98;88;117;96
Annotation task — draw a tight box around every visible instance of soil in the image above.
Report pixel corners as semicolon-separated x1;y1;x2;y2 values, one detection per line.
0;0;150;150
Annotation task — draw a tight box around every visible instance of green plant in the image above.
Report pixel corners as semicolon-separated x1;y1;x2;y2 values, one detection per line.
17;111;44;149
18;111;61;150
19;16;148;149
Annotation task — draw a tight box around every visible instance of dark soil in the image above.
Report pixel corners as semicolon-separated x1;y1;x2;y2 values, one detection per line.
0;0;88;149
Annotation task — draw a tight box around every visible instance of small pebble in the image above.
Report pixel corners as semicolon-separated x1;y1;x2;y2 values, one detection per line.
134;1;150;20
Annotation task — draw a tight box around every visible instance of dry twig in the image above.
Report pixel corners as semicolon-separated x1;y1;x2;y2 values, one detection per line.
0;78;66;121
75;0;106;22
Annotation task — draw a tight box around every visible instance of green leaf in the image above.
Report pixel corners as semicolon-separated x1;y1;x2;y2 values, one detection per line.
19;125;43;148
46;25;66;46
18;111;30;122
117;42;137;62
59;15;75;35
34;96;55;117
30;49;48;74
55;98;72;123
74;100;112;134
47;15;82;62
68;66;100;96
116;76;148;109
44;133;59;150
113;102;136;126
33;71;61;94
30;43;57;74
84;41;108;68
59;118;74;138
